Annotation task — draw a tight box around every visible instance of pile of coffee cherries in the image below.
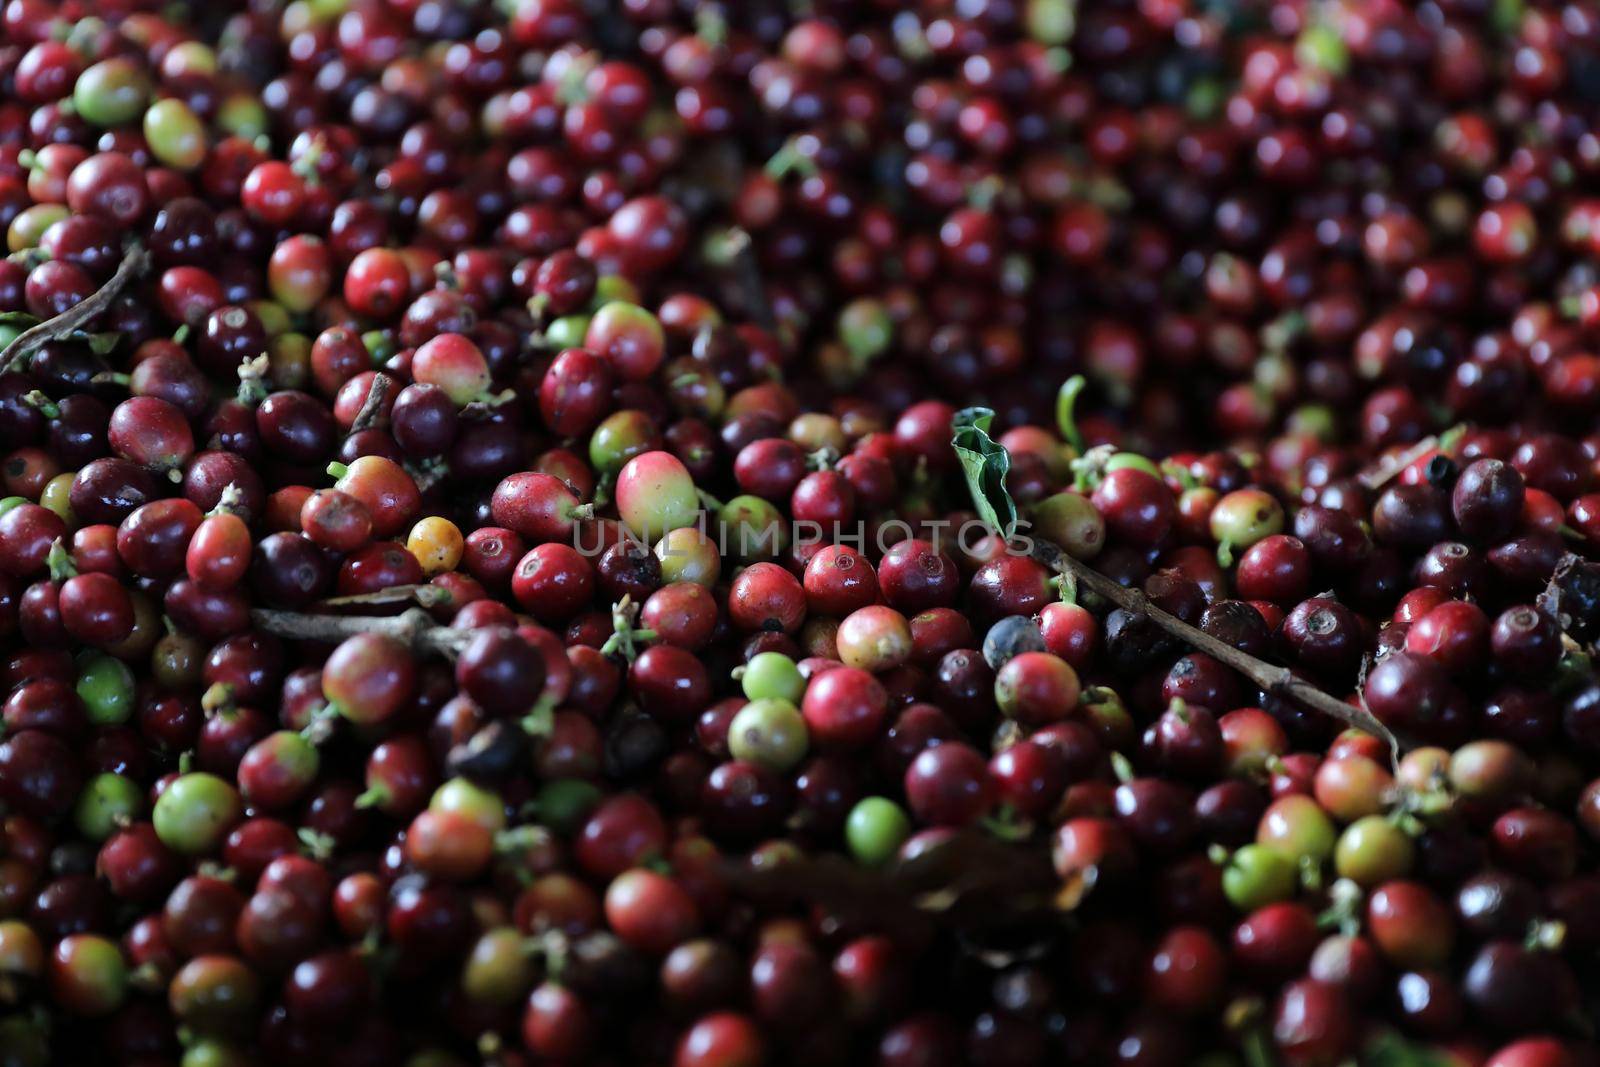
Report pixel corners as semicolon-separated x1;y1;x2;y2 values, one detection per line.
0;1;1599;1065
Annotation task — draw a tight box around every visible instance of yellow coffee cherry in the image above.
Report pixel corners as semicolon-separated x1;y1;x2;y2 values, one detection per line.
407;516;463;576
39;472;76;527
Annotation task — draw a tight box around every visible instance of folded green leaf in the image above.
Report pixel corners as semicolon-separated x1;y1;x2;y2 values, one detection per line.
0;312;41;328
72;330;122;356
952;407;1018;538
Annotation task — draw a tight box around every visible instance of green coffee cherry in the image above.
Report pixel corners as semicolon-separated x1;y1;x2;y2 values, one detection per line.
74;58;151;127
846;797;911;867
77;653;135;725
1334;816;1415;886
838;298;892;363
1256;794;1337;865
143;98;207;170
75;773;145;841
543;314;591;349
727;698;809;772
152;773;242;855
529;779;603;834
1031;491;1106;559
741;652;805;704
1220;844;1297;910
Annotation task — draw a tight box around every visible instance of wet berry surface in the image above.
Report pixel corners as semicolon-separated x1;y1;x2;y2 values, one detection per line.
0;2;1598;1066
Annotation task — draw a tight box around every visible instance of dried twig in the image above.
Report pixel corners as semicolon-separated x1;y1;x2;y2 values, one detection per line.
1357;434;1439;491
316;584;451;610
1026;538;1403;763
0;244;150;376
250;606;469;658
724;829;1062;943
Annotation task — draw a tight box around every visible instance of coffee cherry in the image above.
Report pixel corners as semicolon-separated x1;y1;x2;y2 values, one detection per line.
152;773;242;855
845;797;911;866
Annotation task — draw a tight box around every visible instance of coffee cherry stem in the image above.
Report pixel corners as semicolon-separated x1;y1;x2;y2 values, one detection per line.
725;828;1060;942
599;595;655;662
207;482;246;518
0;242;149;375
298;705;339;747
20;390;58;419
45;538;75;582
1024;536;1403;764
297;827;336;861
353;784;388;810
199;682;234;716
235;353;270;406
1315;877;1365;936
521;695;557;738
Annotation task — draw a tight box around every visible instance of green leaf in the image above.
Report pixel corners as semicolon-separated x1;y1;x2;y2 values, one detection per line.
0;311;41;328
75;331;122;356
951;407;1018;538
1361;1032;1455;1067
1055;375;1086;453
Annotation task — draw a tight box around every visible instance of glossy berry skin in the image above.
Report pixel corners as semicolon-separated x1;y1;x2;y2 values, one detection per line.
1037;601;1097;669
1092;468;1175;547
967;556;1052;626
4;7;1600;1062
413;333;491;405
877;540;958;612
1461;940;1578;1034
675;1012;765;1067
185;511;251;592
493;472;589;544
1232;902;1320;983
802;545;880;617
322;634;414;725
108;396;193;473
1271;979;1354;1067
604;868;698;954
151;773;241;856
729;563;806;634
455;628;544;718
58;572;133;646
330;457;420;539
1362;653;1464;744
1145;925;1226;1016
1366;881;1455;969
994;651;1080;726
616;451;699;539
1405;601;1488;675
903;743;993;827
1453;459;1525;544
48;933;127;1016
801;668;888;751
989;740;1068;818
540;348;614;437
